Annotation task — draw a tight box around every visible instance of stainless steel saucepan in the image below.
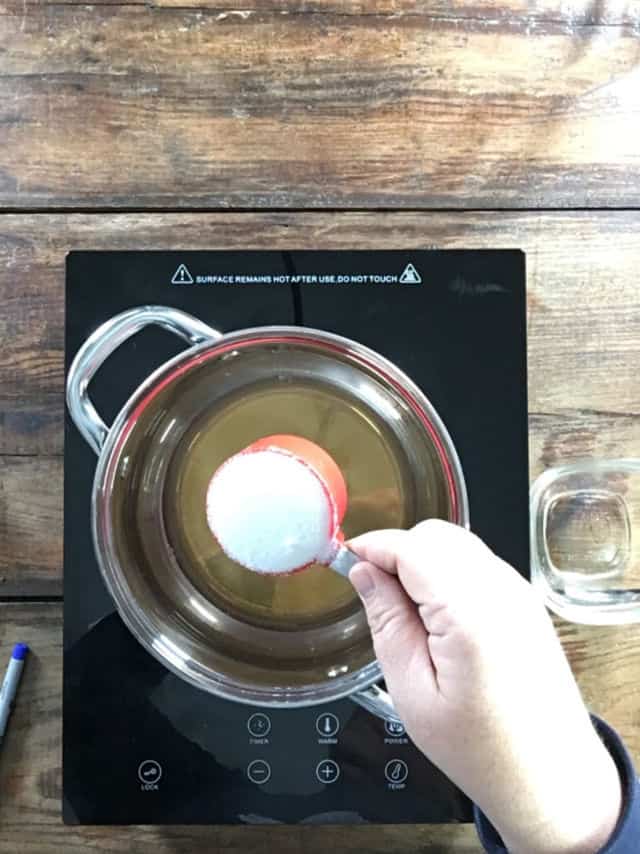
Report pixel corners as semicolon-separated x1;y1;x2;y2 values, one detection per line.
67;305;469;720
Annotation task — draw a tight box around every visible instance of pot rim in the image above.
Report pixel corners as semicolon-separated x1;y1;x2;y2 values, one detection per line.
91;324;470;707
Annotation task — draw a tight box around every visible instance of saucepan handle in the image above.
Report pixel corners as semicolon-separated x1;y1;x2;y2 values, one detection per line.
66;305;222;455
351;683;402;723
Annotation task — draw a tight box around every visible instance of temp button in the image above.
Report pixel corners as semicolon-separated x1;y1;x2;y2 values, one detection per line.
247;759;271;785
385;759;408;784
315;759;340;784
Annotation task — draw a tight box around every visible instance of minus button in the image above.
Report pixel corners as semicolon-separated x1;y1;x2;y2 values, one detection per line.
247;759;271;785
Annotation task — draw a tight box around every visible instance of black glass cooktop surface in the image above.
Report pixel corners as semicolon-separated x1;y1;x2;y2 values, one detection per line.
63;250;528;825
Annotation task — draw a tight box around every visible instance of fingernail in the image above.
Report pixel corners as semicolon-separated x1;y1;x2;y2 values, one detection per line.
350;565;375;600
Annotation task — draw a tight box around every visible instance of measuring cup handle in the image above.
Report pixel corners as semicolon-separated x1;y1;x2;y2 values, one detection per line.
328;544;361;577
351;684;402;724
66;305;222;455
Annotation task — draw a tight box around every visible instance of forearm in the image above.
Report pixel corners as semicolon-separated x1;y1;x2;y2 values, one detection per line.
498;731;621;854
475;715;639;854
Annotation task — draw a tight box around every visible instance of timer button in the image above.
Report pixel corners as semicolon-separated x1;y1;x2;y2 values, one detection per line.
247;713;271;738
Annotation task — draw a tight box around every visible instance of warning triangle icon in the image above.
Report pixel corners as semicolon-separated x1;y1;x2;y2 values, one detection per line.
171;263;194;284
399;263;422;284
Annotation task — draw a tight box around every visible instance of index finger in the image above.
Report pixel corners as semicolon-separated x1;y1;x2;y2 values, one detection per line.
349;520;492;609
347;529;410;575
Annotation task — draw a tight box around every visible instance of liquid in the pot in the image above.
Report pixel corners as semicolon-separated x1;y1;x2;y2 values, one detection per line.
109;342;456;688
164;379;414;630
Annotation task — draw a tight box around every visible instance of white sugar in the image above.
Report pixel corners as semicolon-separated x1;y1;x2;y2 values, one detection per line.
206;449;333;574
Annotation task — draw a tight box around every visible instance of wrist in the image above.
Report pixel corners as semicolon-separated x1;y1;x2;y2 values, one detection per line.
494;729;622;854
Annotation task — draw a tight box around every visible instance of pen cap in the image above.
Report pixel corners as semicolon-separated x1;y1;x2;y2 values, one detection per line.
12;643;29;661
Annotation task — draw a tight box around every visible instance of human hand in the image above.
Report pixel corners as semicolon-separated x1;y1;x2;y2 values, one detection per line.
349;520;622;854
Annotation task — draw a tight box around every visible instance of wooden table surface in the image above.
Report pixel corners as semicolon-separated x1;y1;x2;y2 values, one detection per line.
1;1;640;850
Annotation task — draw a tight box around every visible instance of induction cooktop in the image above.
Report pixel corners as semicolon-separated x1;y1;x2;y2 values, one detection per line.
63;249;528;825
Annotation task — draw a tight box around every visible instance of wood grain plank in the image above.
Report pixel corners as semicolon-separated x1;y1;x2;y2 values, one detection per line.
556;617;640;736
0;457;62;597
0;602;637;851
1;9;639;208
4;0;638;25
132;1;640;26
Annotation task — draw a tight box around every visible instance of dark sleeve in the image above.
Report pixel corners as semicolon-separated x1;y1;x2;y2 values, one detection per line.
473;715;640;853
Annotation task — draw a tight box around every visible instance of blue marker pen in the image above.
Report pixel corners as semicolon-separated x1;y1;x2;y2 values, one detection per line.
0;643;29;745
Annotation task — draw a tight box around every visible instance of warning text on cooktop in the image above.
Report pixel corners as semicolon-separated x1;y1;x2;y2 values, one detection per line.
170;263;423;287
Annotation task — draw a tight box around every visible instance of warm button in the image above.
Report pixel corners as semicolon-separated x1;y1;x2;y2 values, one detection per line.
315;713;340;738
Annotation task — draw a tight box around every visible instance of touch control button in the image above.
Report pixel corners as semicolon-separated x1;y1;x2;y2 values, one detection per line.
247;713;272;738
247;759;271;785
385;759;408;784
316;759;340;784
384;719;406;737
315;713;340;738
138;760;162;786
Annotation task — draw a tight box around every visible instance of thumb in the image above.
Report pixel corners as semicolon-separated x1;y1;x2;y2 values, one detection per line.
349;561;437;703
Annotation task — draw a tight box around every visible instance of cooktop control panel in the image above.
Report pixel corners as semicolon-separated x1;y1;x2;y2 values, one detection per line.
64;615;470;824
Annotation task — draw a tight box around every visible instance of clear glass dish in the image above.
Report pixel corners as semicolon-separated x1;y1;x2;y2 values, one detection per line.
531;459;640;624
